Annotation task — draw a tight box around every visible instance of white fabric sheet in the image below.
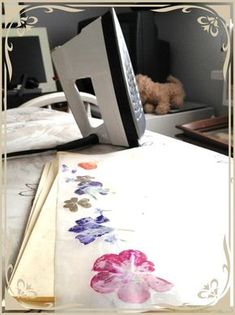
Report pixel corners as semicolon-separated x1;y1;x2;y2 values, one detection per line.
4;107;231;311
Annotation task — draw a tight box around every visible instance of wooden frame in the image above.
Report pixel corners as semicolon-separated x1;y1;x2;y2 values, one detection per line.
176;116;232;151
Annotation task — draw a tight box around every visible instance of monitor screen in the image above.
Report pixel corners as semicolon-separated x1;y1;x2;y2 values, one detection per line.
3;27;56;93
8;36;47;86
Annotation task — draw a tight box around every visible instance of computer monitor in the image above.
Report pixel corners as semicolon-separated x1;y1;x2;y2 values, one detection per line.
52;8;146;148
3;27;56;94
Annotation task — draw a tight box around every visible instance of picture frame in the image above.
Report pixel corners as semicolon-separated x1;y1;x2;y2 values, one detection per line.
176;116;232;152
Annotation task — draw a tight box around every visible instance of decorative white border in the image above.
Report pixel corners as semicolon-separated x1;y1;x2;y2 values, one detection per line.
1;2;234;314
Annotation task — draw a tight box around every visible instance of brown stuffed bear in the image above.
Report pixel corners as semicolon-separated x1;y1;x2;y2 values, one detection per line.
136;74;186;115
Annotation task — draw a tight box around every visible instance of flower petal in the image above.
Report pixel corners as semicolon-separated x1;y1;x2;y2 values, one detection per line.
137;260;155;272
119;250;148;266
89;181;102;187
95;215;109;224
90;271;121;293
68;224;86;233
145;275;173;292
74;188;85;195
76;234;95;245
93;254;123;273
117;282;150;303
78;162;97;170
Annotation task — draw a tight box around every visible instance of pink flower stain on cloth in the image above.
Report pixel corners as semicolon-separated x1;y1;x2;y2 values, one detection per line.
90;249;173;303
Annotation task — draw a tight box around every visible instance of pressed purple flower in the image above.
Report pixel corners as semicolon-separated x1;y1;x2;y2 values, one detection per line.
69;216;112;245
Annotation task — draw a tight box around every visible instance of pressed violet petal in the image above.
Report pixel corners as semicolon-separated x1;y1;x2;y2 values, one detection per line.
117;283;150;303
98;189;109;195
119;250;147;266
68;225;86;233
76;234;95;245
74;222;101;230
74;188;85;195
75;217;95;225
89;181;102;187
145;275;173;292
95;215;109;224
90;272;121;293
93;254;123;272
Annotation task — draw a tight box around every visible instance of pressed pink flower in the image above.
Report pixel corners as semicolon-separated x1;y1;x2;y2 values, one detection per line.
90;249;173;304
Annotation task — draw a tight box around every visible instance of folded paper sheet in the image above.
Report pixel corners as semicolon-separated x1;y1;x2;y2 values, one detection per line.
9;162;58;305
8;145;230;311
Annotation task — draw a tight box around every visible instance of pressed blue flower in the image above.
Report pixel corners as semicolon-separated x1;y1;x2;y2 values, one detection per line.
69;216;112;245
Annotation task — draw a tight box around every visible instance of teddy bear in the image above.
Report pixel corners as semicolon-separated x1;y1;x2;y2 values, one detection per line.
136;74;186;115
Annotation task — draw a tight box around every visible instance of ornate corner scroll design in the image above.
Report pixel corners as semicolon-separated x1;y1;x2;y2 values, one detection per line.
151;4;231;80
5;265;37;300
148;236;231;312
198;279;219;300
4;4;84;82
16;279;37;299
197;16;219;37
197;236;231;305
5;263;84;311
